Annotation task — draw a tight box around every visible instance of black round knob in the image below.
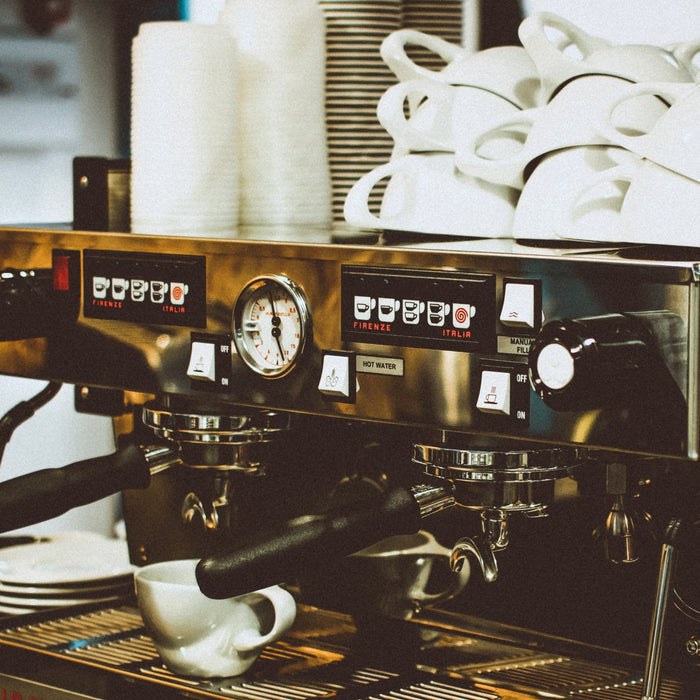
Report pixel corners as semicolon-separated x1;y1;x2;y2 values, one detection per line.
528;313;653;411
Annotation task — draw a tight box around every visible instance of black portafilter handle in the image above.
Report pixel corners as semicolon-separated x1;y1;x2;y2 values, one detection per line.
0;443;180;534
196;483;454;599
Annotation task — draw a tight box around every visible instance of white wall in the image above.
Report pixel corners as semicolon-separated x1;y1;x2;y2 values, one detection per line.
0;0;117;223
0;1;119;536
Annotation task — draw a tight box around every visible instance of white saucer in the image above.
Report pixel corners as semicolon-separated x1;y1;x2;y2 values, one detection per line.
0;535;134;587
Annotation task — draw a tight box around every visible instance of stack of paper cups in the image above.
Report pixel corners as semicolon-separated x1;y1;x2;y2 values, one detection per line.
130;22;239;237
218;0;332;228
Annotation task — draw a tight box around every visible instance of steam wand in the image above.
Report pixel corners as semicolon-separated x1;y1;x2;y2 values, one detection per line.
641;518;685;700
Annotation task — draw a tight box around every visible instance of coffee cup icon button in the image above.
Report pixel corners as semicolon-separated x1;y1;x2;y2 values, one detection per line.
111;278;129;301
427;301;450;327
378;297;400;322
131;279;149;302
92;276;110;299
354;296;376;321
150;281;169;304
402;299;424;324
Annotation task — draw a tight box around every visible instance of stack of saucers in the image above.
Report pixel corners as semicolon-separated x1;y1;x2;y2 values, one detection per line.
130;21;239;237
320;1;403;221
0;534;134;616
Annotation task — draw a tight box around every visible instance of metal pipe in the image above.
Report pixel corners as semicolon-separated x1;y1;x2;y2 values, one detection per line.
641;518;682;700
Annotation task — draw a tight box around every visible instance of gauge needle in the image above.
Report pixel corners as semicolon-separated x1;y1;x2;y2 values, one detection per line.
268;291;286;361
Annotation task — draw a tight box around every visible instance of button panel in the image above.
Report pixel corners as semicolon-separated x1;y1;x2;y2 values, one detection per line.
341;265;496;353
83;250;206;327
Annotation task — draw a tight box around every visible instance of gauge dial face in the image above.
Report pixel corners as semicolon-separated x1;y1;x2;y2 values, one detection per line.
233;276;311;377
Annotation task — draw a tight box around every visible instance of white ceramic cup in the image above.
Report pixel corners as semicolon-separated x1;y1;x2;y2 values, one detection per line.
595;81;700;183
455;75;670;189
519;12;692;102
377;79;521;153
560;158;700;246
347;530;470;620
134;559;296;678
343;153;518;237
380;29;542;108
514;145;640;241
300;530;470;623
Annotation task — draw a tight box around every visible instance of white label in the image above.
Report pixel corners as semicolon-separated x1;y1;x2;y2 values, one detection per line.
356;355;404;376
497;335;533;356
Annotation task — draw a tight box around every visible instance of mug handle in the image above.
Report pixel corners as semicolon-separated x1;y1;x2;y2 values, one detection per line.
410;552;470;608
594;81;698;154
668;39;700;77
557;162;637;241
376;79;453;151
343;158;410;229
518;12;609;98
381;28;463;83
454;109;540;189
233;585;297;652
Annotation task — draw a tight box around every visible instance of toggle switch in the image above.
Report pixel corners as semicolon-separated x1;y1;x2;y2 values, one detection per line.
318;352;359;401
476;370;511;415
500;282;536;329
187;341;217;382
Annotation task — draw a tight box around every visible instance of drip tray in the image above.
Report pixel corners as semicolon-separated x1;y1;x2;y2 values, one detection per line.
0;602;689;699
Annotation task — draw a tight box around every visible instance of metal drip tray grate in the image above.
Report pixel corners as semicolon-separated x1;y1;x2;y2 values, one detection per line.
0;603;690;699
473;656;688;699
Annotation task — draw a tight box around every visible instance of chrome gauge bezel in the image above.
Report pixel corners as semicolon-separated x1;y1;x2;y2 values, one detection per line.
232;275;312;378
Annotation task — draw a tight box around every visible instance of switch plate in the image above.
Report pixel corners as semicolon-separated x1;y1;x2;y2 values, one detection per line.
476;360;530;429
477;370;511;415
187;341;217;382
499;277;542;334
318;351;357;403
188;332;232;391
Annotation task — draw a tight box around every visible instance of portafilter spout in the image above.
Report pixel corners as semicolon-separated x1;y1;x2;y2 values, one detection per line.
412;442;586;583
142;402;291;531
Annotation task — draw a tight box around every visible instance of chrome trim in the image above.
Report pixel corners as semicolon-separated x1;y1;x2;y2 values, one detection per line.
142;405;291;444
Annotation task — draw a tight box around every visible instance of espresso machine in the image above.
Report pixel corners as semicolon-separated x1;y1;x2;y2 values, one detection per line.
0;224;696;699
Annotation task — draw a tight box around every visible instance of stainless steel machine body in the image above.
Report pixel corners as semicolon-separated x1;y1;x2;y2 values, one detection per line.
0;227;696;459
0;225;698;699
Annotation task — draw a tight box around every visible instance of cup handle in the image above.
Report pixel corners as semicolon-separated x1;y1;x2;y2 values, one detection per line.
411;554;470;609
518;12;609;97
594;81;698;154
454;109;539;189
668;39;700;76
343;158;407;229
381;28;462;82
377;79;452;151
233;585;297;653
557;162;636;240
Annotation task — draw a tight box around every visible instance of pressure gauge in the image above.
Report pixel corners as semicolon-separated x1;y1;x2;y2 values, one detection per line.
232;275;311;378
